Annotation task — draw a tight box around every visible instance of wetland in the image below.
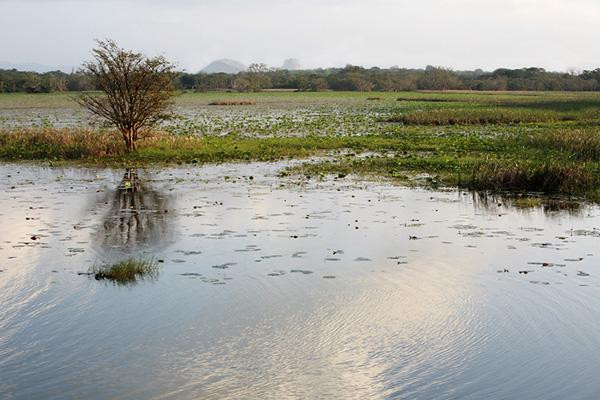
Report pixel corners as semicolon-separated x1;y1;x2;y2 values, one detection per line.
2;91;600;399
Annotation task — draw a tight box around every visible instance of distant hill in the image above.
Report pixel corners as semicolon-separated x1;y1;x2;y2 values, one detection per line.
201;59;246;74
0;61;73;73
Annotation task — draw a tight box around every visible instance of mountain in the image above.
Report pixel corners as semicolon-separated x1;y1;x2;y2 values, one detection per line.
201;59;246;74
0;61;74;73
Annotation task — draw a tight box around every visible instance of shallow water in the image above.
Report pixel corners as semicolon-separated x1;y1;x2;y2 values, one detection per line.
1;162;600;399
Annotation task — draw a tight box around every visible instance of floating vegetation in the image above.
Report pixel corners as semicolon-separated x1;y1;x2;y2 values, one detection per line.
290;269;314;275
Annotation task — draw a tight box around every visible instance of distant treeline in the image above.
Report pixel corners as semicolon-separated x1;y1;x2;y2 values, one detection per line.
2;65;600;93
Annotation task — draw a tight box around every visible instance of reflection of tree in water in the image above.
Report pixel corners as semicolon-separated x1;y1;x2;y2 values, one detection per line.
100;170;170;251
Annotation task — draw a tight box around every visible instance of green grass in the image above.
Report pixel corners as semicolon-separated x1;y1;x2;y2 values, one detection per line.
386;108;578;125
2;90;600;199
208;100;256;106
512;197;544;209
91;258;159;285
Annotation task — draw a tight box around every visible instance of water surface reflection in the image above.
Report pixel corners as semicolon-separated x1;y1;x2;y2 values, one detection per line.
98;170;171;254
1;163;600;400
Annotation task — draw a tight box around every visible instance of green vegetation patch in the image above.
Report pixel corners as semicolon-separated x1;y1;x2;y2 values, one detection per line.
387;108;577;125
2;91;600;200
91;258;159;285
208;100;256;106
0;128;124;159
511;197;544;209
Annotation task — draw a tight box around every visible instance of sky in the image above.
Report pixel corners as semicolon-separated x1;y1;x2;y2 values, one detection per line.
1;0;599;72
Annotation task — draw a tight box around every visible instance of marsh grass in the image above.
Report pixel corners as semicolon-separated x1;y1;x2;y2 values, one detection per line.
208;100;256;106
470;192;583;213
0;127;416;163
512;197;544;209
91;258;159;285
467;160;595;193
387;108;577;125
2;91;600;199
524;129;600;160
286;150;600;198
0;128;125;159
396;97;455;103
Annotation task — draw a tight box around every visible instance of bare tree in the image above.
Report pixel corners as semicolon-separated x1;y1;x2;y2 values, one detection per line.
77;39;177;151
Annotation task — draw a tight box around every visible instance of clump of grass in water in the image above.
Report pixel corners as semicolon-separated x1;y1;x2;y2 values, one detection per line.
91;258;159;285
512;197;543;209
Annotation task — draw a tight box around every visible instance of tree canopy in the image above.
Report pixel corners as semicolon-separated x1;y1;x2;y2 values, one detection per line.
76;40;177;151
2;64;599;93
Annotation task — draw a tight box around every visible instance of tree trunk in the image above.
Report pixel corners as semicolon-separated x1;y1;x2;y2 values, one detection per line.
123;130;136;151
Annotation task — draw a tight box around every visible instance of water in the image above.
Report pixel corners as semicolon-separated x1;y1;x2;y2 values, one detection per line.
1;162;600;399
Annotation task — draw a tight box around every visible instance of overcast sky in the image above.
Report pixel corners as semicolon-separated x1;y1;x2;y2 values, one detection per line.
1;0;598;72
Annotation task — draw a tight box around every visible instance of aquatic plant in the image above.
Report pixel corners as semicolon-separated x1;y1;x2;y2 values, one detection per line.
467;160;594;194
90;258;159;284
511;197;544;209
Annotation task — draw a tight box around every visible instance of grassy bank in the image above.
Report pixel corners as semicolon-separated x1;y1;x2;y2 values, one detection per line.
2;125;600;198
1;91;600;199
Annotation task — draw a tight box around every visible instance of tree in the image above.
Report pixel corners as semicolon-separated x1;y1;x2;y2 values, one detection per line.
232;75;256;92
76;39;177;151
417;67;464;90
247;63;269;73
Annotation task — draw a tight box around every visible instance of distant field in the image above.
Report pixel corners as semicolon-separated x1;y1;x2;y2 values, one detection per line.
1;90;600;199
